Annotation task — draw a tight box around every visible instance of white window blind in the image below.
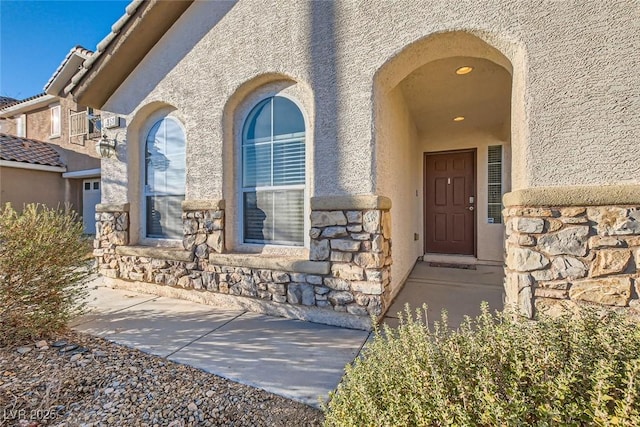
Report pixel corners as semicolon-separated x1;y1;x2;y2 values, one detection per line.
487;145;503;224
242;96;305;245
145;117;185;239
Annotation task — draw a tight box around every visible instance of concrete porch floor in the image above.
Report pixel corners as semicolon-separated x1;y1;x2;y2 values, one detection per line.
383;261;505;329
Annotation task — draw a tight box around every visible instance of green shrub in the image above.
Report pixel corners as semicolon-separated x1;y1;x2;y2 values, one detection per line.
0;203;92;345
324;304;640;426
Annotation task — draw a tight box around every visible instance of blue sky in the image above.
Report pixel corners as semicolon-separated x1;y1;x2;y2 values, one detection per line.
1;0;130;100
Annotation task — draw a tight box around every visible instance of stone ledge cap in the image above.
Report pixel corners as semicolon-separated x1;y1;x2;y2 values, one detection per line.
209;253;330;275
116;245;194;262
182;199;225;211
311;195;391;211
504;185;640;207
96;203;130;212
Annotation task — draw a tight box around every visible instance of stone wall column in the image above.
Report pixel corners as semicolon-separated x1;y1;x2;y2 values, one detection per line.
182;200;226;270
503;186;640;318
94;203;130;279
309;195;392;318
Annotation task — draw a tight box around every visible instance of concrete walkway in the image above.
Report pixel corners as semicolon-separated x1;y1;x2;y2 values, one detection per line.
72;281;370;408
383;261;505;329
73;262;504;407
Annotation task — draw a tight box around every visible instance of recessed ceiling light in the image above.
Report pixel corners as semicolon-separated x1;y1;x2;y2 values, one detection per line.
453;116;465;122
456;66;473;75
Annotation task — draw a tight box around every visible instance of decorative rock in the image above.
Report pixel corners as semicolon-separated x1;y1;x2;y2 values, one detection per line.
183;219;198;235
347;304;368;316
330;251;352;262
17;346;31;354
545;219;563;232
290;273;307;283
350;281;383;295
365;269;383;282
350;233;371;241
517;235;536;246
35;340;48;348
382;212;392;239
506;247;550;272
569;277;632;306
353;252;384;268
111;231;128;245
560;207;586;217
301;284;315;306
309;228;321;239
310;239;330;261
371;234;384;252
514;217;544;234
206;231;224;253
287;284;302;304
534;288;568;299
321;226;348;238
589;249;631;278
552;256;587;280
588;236;624;249
272;294;287;303
346;211;362;223
538;280;571;290
519;285;534;318
330;239;361;252
306;275;323;285
504;272;533;307
589;207;640;236
272;271;290;283
347;224;363;232
328;291;354;305
362;210;381;233
183;235;196;251
188;402;198;412
538;226;589;256
331;264;365;281
311;211;347;227
324;277;350;291
315;286;330;295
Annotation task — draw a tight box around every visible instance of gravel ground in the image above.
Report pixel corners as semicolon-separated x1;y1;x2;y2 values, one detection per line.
0;332;324;426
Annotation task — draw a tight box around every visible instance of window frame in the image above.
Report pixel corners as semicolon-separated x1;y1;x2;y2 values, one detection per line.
140;115;187;245
238;94;309;249
487;144;504;224
14;114;26;137
50;104;61;138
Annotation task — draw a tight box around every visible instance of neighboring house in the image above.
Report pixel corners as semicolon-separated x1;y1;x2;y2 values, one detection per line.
0;46;102;233
65;1;639;328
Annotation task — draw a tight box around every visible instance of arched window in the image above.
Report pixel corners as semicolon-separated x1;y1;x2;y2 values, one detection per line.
242;96;305;245
144;117;185;239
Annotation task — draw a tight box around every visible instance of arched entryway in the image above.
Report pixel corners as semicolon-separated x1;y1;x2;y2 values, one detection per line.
374;31;519;326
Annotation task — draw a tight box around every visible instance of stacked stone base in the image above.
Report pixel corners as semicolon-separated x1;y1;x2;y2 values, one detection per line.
504;205;640;319
94;197;392;330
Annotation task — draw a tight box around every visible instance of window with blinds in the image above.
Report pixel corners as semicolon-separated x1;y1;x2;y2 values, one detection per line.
487;145;503;224
145;117;185;239
242;96;305;245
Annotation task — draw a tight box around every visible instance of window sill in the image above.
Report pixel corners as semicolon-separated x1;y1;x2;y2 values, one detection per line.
209;252;330;275
116;245;194;262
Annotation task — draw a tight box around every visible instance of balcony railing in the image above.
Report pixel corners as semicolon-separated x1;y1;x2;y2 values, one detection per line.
69;111;88;137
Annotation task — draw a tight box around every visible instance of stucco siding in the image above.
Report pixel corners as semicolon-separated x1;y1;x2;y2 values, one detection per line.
0;167;66;210
99;0;639;209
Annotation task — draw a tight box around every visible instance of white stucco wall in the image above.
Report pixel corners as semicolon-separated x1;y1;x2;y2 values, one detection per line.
98;0;639;266
376;87;421;293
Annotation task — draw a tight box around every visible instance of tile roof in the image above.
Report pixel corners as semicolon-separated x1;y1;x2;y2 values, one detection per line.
44;45;93;94
0;96;18;107
64;1;144;96
0;133;65;167
0;93;48;111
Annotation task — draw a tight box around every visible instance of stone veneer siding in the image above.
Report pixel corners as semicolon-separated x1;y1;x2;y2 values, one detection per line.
504;205;640;318
94;197;392;329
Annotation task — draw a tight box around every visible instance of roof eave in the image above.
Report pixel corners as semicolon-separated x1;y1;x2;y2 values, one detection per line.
70;0;194;109
0;94;58;118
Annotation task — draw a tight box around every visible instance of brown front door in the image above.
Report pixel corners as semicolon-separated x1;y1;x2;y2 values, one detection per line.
424;150;475;255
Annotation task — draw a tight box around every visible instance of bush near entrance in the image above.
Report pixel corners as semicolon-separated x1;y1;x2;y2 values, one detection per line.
0;204;91;345
324;304;640;426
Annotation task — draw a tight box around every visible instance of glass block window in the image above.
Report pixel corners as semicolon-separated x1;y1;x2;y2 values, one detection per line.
144;117;185;239
242;96;305;245
487;145;503;224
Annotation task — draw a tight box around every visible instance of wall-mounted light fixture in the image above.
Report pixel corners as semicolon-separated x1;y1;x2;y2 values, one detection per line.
96;134;117;158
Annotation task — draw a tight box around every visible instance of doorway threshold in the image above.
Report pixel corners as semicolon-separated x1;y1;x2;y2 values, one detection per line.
423;253;503;267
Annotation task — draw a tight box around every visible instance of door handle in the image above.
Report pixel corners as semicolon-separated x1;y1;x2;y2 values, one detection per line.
467;206;474;211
